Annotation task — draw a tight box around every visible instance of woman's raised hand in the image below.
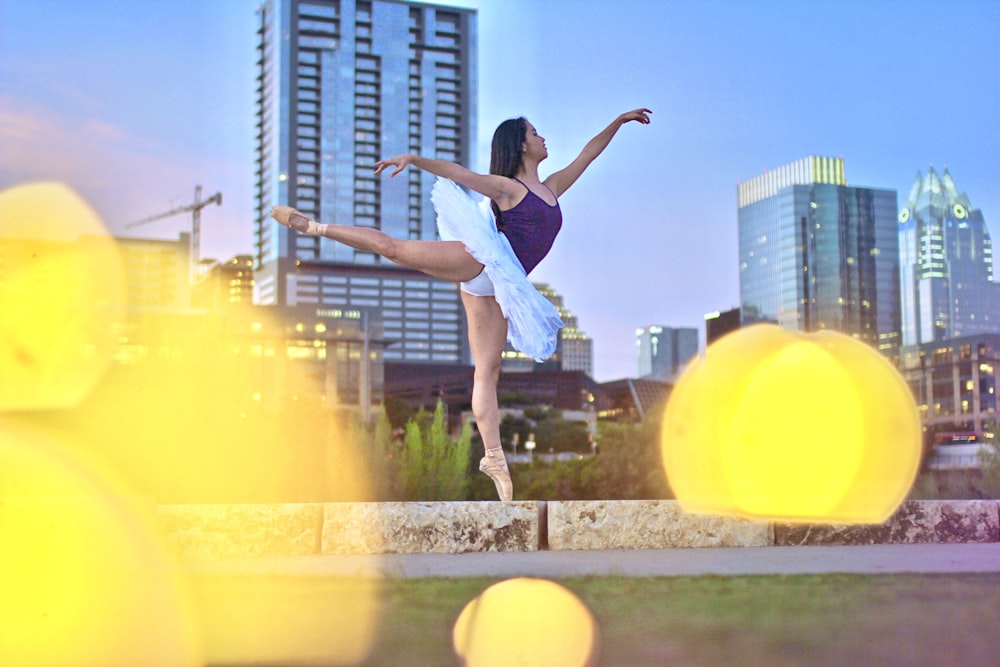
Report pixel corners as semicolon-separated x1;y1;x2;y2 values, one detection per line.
618;108;652;125
373;154;414;177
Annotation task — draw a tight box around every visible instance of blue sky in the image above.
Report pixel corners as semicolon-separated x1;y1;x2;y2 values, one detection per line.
2;0;998;381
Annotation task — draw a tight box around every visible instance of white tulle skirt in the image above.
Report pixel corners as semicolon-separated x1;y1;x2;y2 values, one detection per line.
431;177;563;362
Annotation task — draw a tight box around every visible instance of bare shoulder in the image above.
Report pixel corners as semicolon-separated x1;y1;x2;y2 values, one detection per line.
491;175;527;208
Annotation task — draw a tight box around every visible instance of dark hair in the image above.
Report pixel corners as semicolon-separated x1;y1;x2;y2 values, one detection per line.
489;117;527;221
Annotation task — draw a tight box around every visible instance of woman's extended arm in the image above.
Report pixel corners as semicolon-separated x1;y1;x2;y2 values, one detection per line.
374;154;515;203
544;108;652;197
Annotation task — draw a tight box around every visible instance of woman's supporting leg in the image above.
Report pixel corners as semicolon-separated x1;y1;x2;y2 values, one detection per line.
271;206;483;283
461;291;513;501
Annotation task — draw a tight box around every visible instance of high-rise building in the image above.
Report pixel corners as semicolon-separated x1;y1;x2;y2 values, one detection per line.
559;314;594;377
193;255;256;310
898;166;998;346
538;283;593;376
253;0;477;365
737;156;901;350
499;283;593;375
116;233;193;312
636;325;698;381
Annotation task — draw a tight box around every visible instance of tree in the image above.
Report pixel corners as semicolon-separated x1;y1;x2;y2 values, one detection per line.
977;433;1000;499
397;400;472;500
590;406;672;499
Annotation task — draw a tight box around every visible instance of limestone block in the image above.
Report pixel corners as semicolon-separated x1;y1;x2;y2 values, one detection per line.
322;501;540;554
157;503;323;561
774;500;1000;546
547;500;773;550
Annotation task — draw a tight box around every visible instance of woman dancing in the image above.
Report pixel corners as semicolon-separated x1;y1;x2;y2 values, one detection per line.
270;108;652;500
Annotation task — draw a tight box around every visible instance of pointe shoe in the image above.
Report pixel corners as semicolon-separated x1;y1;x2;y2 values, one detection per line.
480;448;513;501
270;205;324;235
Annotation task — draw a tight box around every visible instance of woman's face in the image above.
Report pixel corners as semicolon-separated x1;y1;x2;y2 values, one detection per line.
522;121;547;162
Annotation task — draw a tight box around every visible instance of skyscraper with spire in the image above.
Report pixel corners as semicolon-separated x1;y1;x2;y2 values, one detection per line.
898;166;997;345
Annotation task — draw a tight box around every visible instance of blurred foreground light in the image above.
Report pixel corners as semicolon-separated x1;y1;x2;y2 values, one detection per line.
0;182;126;411
661;324;921;523
0;419;201;667
453;578;599;667
70;302;374;503
193;574;378;666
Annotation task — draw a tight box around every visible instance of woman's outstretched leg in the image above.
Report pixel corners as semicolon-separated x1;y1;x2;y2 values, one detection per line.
271;206;483;283
461;291;512;501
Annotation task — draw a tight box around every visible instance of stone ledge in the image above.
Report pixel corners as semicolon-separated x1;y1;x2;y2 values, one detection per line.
322;501;540;554
547;500;773;550
774;500;1000;546
157;503;323;561
154;500;1000;560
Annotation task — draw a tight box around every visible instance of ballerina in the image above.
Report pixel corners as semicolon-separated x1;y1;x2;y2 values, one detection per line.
271;108;652;500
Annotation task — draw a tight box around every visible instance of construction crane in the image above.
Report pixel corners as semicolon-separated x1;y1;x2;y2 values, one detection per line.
127;185;222;281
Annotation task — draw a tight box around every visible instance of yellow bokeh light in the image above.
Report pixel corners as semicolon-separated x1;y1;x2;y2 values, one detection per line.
0;182;126;411
661;324;921;523
724;340;865;517
0;419;201;667
193;574;378;666
1;181;381;664
73;303;382;662
453;578;600;667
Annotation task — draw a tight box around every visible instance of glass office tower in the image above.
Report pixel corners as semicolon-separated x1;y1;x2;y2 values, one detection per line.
636;325;698;381
737;156;901;350
898;166;997;346
253;0;477;364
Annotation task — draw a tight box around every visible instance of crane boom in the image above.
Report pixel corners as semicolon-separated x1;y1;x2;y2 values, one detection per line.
127;185;222;282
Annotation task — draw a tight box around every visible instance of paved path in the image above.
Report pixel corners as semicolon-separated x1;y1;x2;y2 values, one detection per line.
184;542;1000;579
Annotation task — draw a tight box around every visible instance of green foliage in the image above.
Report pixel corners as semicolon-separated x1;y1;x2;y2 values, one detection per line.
589;406;672;499
497;390;534;406
362;408;398;500
499;407;588;454
523;405;558;422
499;413;532;449
977;434;1000;499
512;458;600;500
395;401;471;501
907;432;1000;500
382;396;415;431
534;417;590;453
486;406;674;501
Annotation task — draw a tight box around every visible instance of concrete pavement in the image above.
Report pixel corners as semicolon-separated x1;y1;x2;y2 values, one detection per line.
183;542;1000;579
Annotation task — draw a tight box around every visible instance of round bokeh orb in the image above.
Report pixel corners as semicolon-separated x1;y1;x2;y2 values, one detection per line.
0;182;126;411
0;419;201;667
661;324;921;523
453;578;600;667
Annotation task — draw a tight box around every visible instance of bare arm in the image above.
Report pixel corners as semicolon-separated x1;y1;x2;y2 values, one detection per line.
544;108;652;197
373;154;517;204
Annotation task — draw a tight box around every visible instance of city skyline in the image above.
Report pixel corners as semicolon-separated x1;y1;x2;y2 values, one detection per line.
2;0;998;381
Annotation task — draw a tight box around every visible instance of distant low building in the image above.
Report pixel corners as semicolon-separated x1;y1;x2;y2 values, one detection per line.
898;333;1000;436
596;377;672;422
704;307;741;345
116;233;192;312
193;254;255;310
111;304;386;418
636;325;697;381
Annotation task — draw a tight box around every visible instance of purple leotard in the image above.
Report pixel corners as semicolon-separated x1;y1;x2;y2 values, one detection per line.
497;179;563;274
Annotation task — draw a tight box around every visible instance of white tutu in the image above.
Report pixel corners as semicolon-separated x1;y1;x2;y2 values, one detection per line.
431;177;564;362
